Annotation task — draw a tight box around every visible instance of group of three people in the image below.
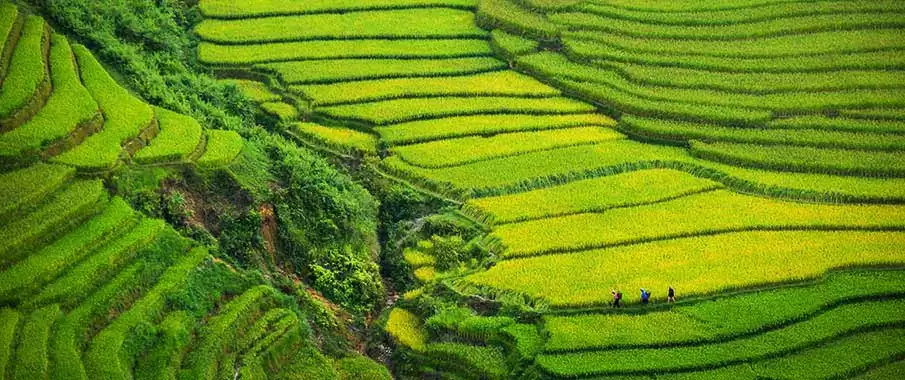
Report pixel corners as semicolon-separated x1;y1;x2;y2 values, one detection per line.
611;286;675;307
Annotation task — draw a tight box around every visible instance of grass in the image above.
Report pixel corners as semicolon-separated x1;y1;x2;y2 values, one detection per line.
465;169;722;224
536;299;905;377
0;163;73;221
392;127;624;168
493;189;905;257
0;34;99;163
53;44;155;171
0;308;18;380
220;79;280;103
552;12;905;41
566;39;905;73
28;218;165;307
691;141;905;177
466;230;905;308
566;28;905;58
320;96;596;125
0;15;45;120
200;0;478;18
376;113;614;145
133;107;203;164
621;115;905;151
294;70;561;106
197;129;244;167
0;197;136;302
198;39;493;65
260;57;505;84
289;123;378;154
195;9;486;44
0;179;107;266
386;308;428;352
84;247;208;380
11;305;60;380
543;269;905;351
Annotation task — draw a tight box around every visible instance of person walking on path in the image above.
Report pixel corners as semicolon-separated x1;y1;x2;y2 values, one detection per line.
668;286;676;303
640;288;651;304
611;289;623;308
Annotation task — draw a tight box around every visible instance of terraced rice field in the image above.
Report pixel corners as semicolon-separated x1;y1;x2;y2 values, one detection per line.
66;0;905;377
0;5;358;380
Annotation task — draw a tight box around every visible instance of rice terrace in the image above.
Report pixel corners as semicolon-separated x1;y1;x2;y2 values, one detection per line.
0;0;903;378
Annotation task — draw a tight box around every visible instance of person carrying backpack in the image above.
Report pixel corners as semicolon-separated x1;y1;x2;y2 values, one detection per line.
640;288;651;304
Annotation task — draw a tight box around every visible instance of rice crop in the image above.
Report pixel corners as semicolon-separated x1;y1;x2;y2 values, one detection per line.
0;34;99;163
0;15;46;120
133;107;203;164
199;39;493;65
766;115;905;134
199;0;478;19
0;163;73;220
386;308;428;352
476;0;560;39
195;9;486;44
220;79;280;103
392;127;623;168
465;169;722;224
11;305;60;380
295;70;561;106
465;230;905;308
196;129;244;167
376;113;614;145
690;141;905;177
493;189;905;257
543;269;905;351
320;96;595;125
490;29;538;60
289;123;378;154
259;57;505;85
53;44;155;171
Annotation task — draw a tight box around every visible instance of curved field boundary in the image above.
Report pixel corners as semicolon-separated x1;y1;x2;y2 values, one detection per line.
587;0;886;13
319;96;596;126
552;12;905;41
566;29;905;58
198;39;495;66
566;41;905;73
464;230;905;308
492;189;905;257
295;70;561;107
257;57;506;85
195;9;487;45
391;127;623;169
199;0;478;19
536;300;905;377
577;1;905;26
542;269;905;351
620;116;905;151
0;2;21;86
0;163;73;222
133;107;203;165
463;168;723;224
690;140;905;178
376;113;614;145
767;116;905;134
0;16;51;132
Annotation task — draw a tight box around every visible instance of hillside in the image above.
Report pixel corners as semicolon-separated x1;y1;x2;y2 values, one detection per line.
1;0;904;379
